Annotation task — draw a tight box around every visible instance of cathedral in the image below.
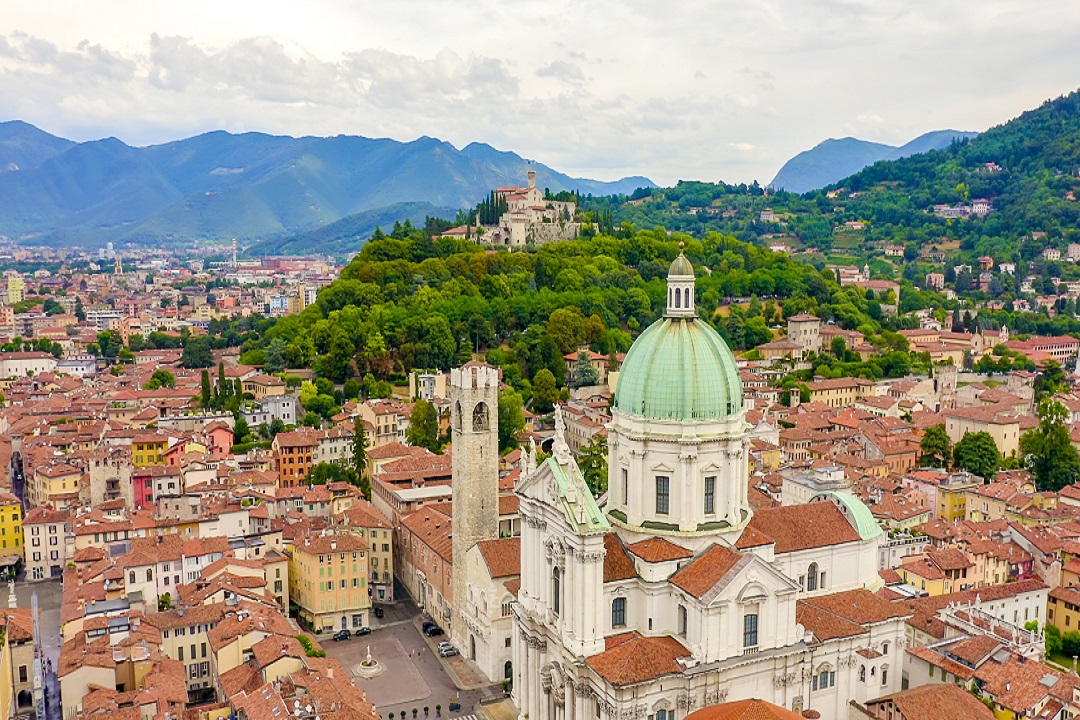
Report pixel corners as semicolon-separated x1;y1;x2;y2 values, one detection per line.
508;252;908;720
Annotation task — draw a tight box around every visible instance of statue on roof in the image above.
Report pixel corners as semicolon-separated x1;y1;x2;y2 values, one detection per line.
553;404;572;465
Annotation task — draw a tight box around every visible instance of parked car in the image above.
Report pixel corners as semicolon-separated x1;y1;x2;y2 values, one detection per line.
373;607;385;619
421;620;436;631
354;627;371;636
332;630;351;641
424;625;444;637
437;641;454;651
438;645;459;657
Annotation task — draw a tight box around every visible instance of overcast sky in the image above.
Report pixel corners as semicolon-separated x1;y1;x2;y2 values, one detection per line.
3;1;1079;186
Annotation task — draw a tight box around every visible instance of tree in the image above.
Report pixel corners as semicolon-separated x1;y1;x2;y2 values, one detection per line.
74;296;86;322
497;388;525;452
1046;623;1064;657
264;338;287;374
181;337;214;368
406;399;440;452
1020;399;1080;491
532;369;559;413
307;462;357;486
352;417;370;498
143;369;176;390
952;431;1000;478
158;592;172;612
919;424;952;468
200;370;212;408
570;351;600;388
1034;360;1068;401
577;435;608;496
233;417;252;445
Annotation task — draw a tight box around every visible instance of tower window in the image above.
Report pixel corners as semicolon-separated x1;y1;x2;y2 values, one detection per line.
611;597;626;627
552;568;561;615
621;468;628;504
678;604;687;637
655;476;670;515
674;290;681;309
472;402;489;431
704;476;716;514
807;563;818;591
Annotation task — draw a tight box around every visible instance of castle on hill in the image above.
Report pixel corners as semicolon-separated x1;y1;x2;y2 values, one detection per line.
442;170;581;246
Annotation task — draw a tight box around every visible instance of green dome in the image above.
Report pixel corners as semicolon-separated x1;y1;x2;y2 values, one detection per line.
615;316;743;421
811;491;882;541
669;253;694;276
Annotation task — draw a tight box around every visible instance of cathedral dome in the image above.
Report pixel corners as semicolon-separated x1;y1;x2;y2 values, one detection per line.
614;253;742;422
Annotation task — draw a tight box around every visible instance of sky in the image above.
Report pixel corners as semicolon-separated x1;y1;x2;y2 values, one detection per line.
2;1;1080;186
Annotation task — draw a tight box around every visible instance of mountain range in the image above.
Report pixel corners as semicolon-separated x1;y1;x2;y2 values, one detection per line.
0;121;654;249
769;129;978;194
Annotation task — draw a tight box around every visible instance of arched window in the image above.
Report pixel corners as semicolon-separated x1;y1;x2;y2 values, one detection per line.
611;597;626;627
129;571;135;584
504;660;513;679
870;666;876;678
684;288;691;307
812;666;835;691
807;563;818;591
146;569;153;582
674;290;681;308
882;641;890;655
473;402;489;431
678;604;687;636
859;665;866;683
552;568;561;615
881;665;889;686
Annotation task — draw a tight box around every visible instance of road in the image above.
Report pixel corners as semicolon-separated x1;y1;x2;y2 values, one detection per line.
12;577;62;720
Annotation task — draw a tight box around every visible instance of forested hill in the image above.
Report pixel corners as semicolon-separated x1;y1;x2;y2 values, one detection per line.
583;90;1080;263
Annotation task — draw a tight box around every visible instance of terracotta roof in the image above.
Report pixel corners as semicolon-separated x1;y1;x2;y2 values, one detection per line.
476;537;521;578
737;502;860;553
669;545;747;600
603;533;637;582
585;631;689;686
797;589;910;642
868;683;995;720
685;699;805;720
626;537;694;563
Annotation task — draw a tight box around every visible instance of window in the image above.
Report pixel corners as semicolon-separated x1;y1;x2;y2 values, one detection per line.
552;568;561;615
743;613;758;648
881;667;888;685
807;563;818;592
146;569;153;582
655;476;670;515
678;604;687;637
621;468;628;503
612;597;626;628
882;642;889;654
859;665;866;682
19;665;27;683
704;476;715;514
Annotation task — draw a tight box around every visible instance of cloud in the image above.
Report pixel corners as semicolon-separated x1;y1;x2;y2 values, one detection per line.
536;60;585;85
1;1;1079;186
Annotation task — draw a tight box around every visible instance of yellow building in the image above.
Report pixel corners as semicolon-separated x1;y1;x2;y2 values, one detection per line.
0;614;12;720
896;550;974;596
286;532;371;633
804;377;873;408
133;433;168;467
942;407;1023;459
936;474;981;521
1048;587;1080;633
334;500;395;604
0;491;22;557
6;274;24;304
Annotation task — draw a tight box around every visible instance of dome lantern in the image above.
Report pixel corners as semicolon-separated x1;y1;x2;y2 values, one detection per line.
666;243;697;318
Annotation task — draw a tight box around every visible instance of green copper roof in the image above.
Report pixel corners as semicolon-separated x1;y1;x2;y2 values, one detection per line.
669;253;694;276
544;456;610;533
812;491;882;541
614;316;743;421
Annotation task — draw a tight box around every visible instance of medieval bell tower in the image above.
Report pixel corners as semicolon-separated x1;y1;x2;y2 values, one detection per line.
450;362;500;645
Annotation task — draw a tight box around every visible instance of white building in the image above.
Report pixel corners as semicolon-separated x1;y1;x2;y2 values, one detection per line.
511;253;901;720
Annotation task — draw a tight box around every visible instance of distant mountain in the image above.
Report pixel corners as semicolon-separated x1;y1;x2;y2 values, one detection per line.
0;123;655;248
769;129;978;193
247;202;458;257
0;120;75;173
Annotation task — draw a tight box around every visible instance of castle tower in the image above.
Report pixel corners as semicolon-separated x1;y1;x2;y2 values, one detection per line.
450;362;500;647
